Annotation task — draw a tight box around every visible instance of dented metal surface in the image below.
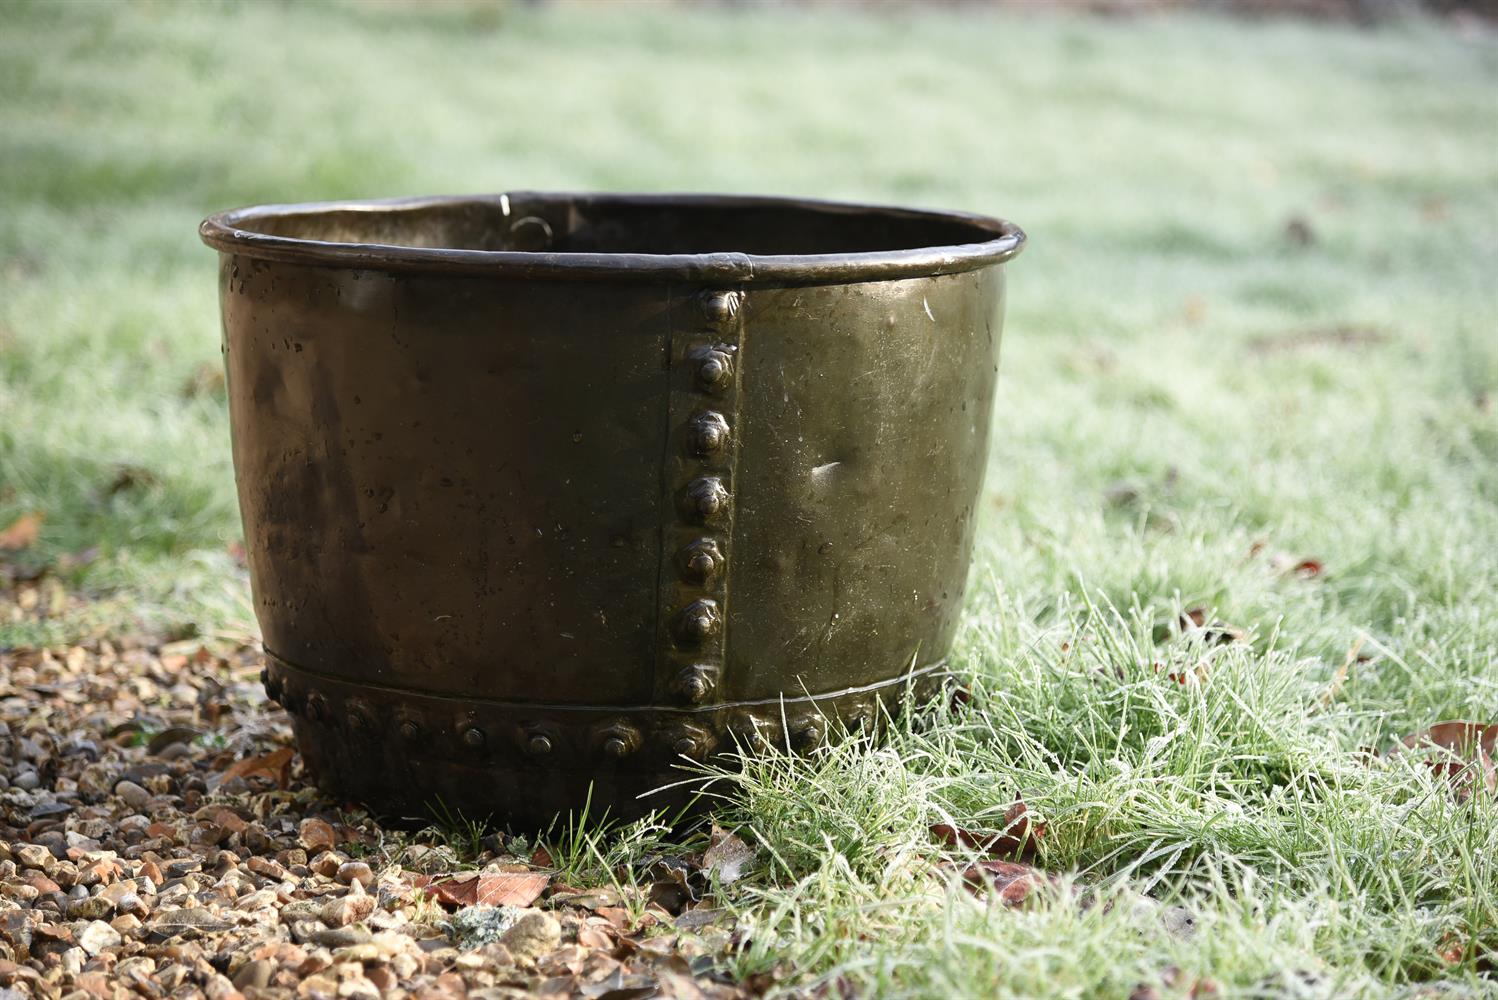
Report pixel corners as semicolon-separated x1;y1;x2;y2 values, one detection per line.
201;192;1024;825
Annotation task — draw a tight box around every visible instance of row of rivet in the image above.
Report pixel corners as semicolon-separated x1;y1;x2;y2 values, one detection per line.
263;666;870;761
655;288;746;707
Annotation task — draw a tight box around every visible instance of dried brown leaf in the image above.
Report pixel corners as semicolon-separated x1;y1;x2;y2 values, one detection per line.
958;860;1048;906
413;871;551;908
1291;558;1324;579
1179;608;1246;646
1390;721;1498;801
106;465;158;497
1396;721;1498;756
146;726;201;754
931;800;1046;861
702;826;755;885
220;747;296;788
648;875;693;915
575;924;614;951
0;512;43;550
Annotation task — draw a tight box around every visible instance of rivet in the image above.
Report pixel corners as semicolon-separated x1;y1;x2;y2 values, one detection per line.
701;290;741;324
681;477;729;523
348;708;372;734
677;599;721;644
695;349;734;393
792;718;825;751
728;713;769;749
398;720;422;743
687;411;730;457
682;674;709;702
673;736;700;757
305;693;327;723
462;727;486;750
262;672;283;704
675;663;719;704
526;733;553;757
678;538;723;585
685;550;716;582
508;215;553;252
597;723;640;759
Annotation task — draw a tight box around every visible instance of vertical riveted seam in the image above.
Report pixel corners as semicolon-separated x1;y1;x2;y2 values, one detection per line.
652;286;746;712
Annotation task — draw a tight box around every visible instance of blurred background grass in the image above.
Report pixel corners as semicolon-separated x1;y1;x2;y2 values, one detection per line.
1;0;1496;730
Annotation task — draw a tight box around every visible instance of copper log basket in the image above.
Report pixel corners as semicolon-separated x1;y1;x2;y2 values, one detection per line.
200;193;1025;827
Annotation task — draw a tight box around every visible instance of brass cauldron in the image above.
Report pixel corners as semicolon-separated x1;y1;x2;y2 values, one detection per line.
200;193;1024;826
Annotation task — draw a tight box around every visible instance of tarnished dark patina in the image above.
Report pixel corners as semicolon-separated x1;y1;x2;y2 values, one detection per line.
200;193;1024;826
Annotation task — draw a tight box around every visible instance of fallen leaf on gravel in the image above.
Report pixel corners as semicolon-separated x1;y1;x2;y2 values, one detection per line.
674;906;731;932
1390;721;1498;801
220;746;296;788
146;726;201;754
151;907;235;933
649;874;695;915
595;905;633;931
702;826;755;885
576;924;615;950
931;800;1046;861
958;860;1049;906
413;871;550;908
0;512;43;550
549;886;624;911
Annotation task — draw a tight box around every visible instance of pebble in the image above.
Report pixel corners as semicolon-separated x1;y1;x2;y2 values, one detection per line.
0;635;729;1000
67;895;114;920
500;910;560;962
77;920;122;956
15;845;57;875
205;973;238;1000
232;958;276;990
306;925;373;949
101;881;149;917
114;780;151;810
311;851;344;879
332;942;381;963
280;900;324;924
337;861;374;888
321;888;374;927
298;974;339;998
364;967;397;991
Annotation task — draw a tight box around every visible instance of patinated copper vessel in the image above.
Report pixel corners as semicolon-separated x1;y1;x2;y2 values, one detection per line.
200;193;1024;826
